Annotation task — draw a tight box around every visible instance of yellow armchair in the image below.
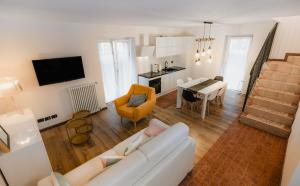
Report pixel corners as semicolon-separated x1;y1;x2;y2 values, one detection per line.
114;84;156;128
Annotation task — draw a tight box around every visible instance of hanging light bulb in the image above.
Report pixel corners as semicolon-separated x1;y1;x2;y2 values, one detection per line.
201;23;206;57
195;49;200;58
201;48;206;56
208;55;212;63
196;58;201;66
207;45;212;54
207;23;212;55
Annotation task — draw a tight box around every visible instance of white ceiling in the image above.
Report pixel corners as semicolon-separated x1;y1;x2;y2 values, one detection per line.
1;0;300;26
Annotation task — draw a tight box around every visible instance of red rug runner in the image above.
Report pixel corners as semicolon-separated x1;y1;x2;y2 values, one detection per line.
181;120;287;186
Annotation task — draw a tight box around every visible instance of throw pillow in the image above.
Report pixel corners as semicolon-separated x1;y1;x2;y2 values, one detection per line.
100;155;125;167
127;94;147;107
144;120;166;137
123;133;150;155
51;172;70;186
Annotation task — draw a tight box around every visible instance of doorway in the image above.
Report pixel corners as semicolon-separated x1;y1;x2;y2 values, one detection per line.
98;38;137;103
223;36;252;92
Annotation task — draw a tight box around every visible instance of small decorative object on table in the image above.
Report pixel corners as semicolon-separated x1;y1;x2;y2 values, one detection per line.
0;125;10;153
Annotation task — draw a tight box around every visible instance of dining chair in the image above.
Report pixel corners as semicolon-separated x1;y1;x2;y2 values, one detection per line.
187;77;193;82
182;89;200;113
214;76;224;81
177;79;184;86
215;87;225;106
206;89;220;115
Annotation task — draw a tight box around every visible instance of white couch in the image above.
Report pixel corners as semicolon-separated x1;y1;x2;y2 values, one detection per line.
38;119;196;186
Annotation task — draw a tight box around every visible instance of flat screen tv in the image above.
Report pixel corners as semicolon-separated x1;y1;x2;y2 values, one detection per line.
32;56;85;86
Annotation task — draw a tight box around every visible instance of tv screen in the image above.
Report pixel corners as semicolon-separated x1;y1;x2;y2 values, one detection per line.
32;56;85;86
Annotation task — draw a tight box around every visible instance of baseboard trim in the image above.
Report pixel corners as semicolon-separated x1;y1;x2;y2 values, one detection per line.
39;107;107;132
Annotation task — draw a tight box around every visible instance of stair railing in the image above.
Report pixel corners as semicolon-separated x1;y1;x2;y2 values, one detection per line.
242;23;278;111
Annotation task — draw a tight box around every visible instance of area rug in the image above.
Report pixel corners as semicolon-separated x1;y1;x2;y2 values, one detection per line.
156;90;177;108
180;119;287;186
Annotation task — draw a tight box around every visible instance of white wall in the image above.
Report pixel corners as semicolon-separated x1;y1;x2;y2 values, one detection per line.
281;105;300;186
184;21;275;93
0;17;185;128
273;16;300;186
271;16;300;59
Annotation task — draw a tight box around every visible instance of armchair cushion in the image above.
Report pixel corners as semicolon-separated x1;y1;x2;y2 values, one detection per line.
128;94;147;107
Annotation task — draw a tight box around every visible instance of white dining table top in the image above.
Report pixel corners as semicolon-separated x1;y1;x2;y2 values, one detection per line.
178;77;227;95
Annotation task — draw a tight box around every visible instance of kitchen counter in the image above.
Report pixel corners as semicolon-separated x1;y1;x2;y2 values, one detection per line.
138;66;186;79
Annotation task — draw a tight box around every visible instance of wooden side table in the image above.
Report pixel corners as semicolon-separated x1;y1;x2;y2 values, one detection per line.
66;119;90;145
72;110;91;120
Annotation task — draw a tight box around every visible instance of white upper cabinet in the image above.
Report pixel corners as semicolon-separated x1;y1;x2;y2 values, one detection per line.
155;37;184;57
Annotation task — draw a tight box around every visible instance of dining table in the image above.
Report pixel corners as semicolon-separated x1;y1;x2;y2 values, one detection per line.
176;77;227;119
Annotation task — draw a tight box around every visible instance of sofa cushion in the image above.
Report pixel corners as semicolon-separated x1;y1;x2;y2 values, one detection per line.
144;119;166;137
113;119;169;155
124;133;151;156
86;151;148;186
100;156;124;167
51;172;70;186
139;123;189;165
64;149;116;186
113;129;147;155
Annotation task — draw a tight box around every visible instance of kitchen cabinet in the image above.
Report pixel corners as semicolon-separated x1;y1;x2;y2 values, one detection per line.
0;109;52;186
155;37;184;57
161;69;187;93
139;69;187;96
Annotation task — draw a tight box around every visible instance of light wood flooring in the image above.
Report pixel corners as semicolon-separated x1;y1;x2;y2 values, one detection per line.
41;90;244;174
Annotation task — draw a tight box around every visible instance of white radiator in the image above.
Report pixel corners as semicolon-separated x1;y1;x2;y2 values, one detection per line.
69;83;100;114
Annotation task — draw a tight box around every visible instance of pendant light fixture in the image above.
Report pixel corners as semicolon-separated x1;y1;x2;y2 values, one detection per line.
195;41;200;58
195;22;215;64
201;23;206;57
207;23;212;55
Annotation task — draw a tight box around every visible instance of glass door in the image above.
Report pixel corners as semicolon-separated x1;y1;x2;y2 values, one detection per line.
223;36;252;91
98;39;137;103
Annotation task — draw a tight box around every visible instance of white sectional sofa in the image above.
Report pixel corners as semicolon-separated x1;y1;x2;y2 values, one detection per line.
38;119;196;186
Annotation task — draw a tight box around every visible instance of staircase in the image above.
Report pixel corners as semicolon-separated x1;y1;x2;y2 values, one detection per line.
240;53;300;138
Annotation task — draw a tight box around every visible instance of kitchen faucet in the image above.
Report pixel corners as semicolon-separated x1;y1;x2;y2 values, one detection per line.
164;61;168;70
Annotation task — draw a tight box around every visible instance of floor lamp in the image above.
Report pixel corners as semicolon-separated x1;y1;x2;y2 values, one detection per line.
0;77;23;114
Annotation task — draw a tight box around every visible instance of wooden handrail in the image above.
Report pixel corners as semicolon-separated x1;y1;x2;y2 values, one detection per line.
242;23;278;111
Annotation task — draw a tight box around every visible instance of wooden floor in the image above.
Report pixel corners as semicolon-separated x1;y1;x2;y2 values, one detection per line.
41;90;244;174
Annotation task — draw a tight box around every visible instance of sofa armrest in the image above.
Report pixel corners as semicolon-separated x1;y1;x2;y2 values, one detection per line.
37;176;53;186
114;94;130;108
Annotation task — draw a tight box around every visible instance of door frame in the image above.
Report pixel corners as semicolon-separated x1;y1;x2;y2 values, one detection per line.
220;35;253;91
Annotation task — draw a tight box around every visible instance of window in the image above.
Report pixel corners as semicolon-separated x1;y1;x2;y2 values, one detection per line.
223;36;252;91
98;38;137;103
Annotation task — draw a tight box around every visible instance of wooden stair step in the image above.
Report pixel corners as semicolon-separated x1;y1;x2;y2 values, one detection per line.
240;113;290;138
249;95;297;114
246;104;294;126
256;78;300;94
287;55;300;64
260;70;300;83
264;61;300;75
254;86;300;104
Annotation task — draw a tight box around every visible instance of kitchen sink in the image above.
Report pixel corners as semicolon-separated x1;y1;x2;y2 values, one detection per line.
163;68;177;72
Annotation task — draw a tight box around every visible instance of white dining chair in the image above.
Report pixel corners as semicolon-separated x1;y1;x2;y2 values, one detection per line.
187;77;192;82
176;79;184;86
206;89;220;115
215;87;225;106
